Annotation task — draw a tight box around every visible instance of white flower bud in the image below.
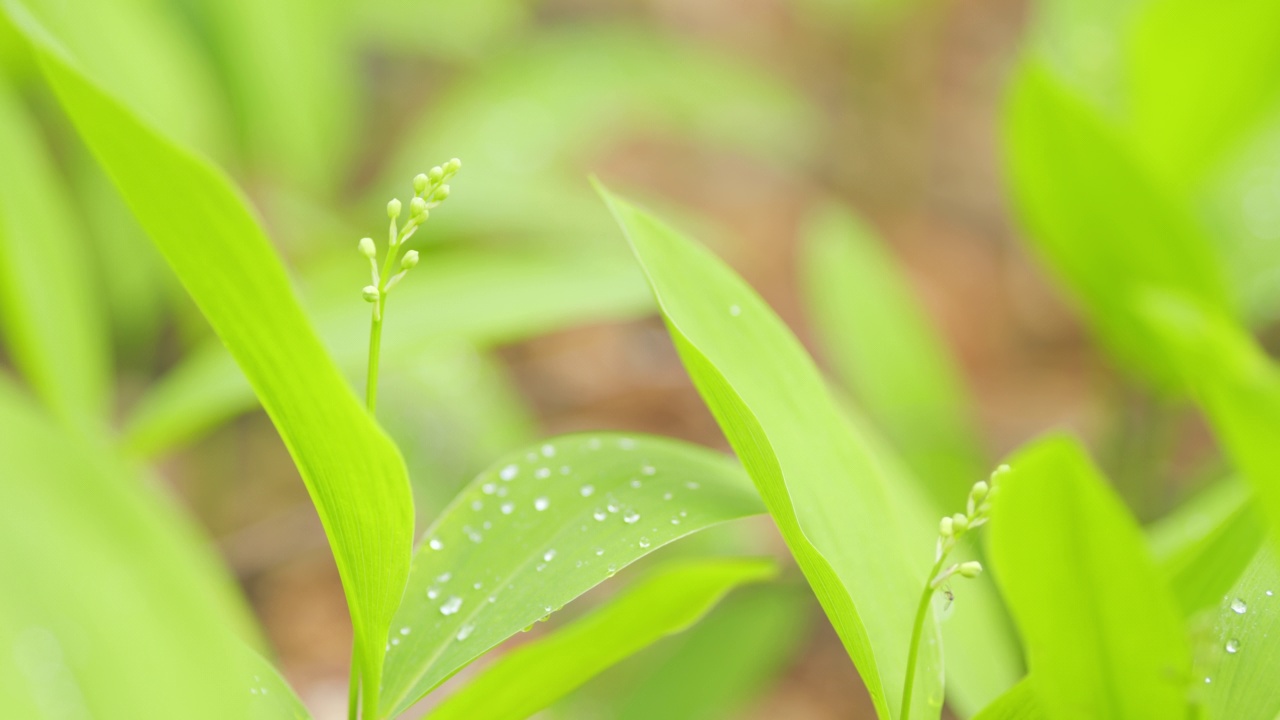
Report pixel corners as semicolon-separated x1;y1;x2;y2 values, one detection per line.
362;285;380;303
410;196;428;217
951;513;969;533
413;173;429;194
428;166;444;183
970;480;990;503
957;561;983;579
432;184;450;202
387;198;402;219
939;516;954;538
401;250;419;269
358;237;376;259
444;157;461;174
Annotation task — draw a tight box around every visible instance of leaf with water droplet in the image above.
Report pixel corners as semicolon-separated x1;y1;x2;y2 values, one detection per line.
422;557;775;720
378;433;763;715
1196;544;1280;719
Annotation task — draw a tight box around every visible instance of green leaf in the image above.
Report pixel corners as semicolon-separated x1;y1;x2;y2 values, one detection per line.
5;8;414;715
424;557;777;720
124;248;653;456
1193;544;1280;718
0;375;252;718
608;584;812;720
972;680;1044;720
1140;292;1280;550
1003;58;1232;385
800;201;985;508
0;72;109;431
378;433;765;716
599;184;941;719
1147;478;1265;618
243;648;312;720
990;436;1190;719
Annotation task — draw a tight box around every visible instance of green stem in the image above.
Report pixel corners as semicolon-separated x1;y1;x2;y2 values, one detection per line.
347;653;360;720
900;556;946;720
366;308;383;414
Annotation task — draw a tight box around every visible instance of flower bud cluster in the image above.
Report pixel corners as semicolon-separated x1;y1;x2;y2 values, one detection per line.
930;464;1008;589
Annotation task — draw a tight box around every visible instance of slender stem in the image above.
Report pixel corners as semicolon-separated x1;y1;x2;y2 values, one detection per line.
347;653;360;720
900;556;946;720
366;308;383;413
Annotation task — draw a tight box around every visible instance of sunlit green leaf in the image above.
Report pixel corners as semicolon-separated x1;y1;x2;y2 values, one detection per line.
1193;545;1280;718
379;433;765;716
972;679;1044;720
599;184;941;719
0;72;109;431
5;9;414;715
243;647;312;720
425;557;777;720
123;248;653;455
1003;58;1232;386
801;201;984;509
991;436;1189;719
353;0;527;60
0;375;251;718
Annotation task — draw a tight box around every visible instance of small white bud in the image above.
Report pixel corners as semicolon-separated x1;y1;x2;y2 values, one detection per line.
970;480;990;503
939;516;954;538
358;237;376;259
387;199;402;219
410;196;428;217
413;173;429;194
957;561;983;579
432;184;450;202
444;157;461;174
951;513;969;533
362;285;380;303
428;166;444;183
401;250;419;269
991;464;1011;483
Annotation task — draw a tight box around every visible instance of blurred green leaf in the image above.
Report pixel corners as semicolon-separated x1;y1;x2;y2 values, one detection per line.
608;584;812;720
1141;293;1280;551
1003;59;1232;386
193;0;354;193
0;73;109;431
1126;0;1280;191
991;436;1189;719
972;680;1044;720
0;375;251;718
1148;478;1265;617
600;185;942;719
7;9;414;715
352;0;527;60
124;248;653;455
801;202;984;509
243;647;312;720
1193;545;1280;718
425;557;777;720
379;433;765;716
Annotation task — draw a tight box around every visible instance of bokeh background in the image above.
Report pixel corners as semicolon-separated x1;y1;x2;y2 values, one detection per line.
4;0;1279;717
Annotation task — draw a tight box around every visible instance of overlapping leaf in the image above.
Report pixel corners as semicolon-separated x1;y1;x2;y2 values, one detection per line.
379;433;765;716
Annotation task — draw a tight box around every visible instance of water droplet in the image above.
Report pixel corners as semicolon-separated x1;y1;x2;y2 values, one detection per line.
1232;598;1248;614
543;605;553;613
686;481;700;490
487;596;497;603
391;637;400;646
639;537;651;548
456;623;475;641
427;588;439;600
607;564;618;576
1205;677;1212;684
473;582;483;590
483;521;492;530
1268;590;1275;597
595;547;605;556
535;468;551;479
251;688;259;695
536;564;546;572
468;530;483;543
399;627;411;636
526;452;537;461
500;464;518;481
580;485;595;497
619;438;636;450
501;502;515;515
544;549;557;562
587;438;602;450
471;500;483;511
496;486;509;497
429;538;444;551
729;304;741;316
481;483;496;495
560;466;571;475
623;510;641;524
541;444;556;457
440;596;463;616
663;492;673;501
437;572;452;583
641;465;656;476
535;497;550;511
593;509;607;521
1226;639;1241;654
671;516;681;525
630;479;642;488
607;502;620;513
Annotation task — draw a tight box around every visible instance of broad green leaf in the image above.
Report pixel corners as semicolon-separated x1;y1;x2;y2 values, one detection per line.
192;0;353;193
0;375;251;718
124;248;653;455
1148;478;1265;617
6;9;414;715
605;584;811;720
990;436;1189;720
1140;293;1280;549
801;202;985;508
1003;58;1232;385
972;680;1044;720
425;557;777;720
0;72;109;430
243;648;312;720
1126;0;1280;191
599;185;940;719
1193;545;1280;718
381;26;819;242
378;433;766;716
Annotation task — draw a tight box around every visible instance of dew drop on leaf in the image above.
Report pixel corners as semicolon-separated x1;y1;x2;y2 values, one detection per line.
500;502;514;515
1231;598;1248;614
580;485;595;497
623;510;641;524
456;623;475;641
428;538;443;551
1226;639;1241;654
639;537;650;548
543;549;557;562
534;497;550;511
440;596;463;616
500;464;518;481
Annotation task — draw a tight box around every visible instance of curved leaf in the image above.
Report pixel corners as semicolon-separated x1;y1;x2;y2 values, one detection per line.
991;436;1189;720
5;8;414;715
379;433;765;716
243;648;311;720
972;680;1044;720
425;557;777;720
599;184;941;719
